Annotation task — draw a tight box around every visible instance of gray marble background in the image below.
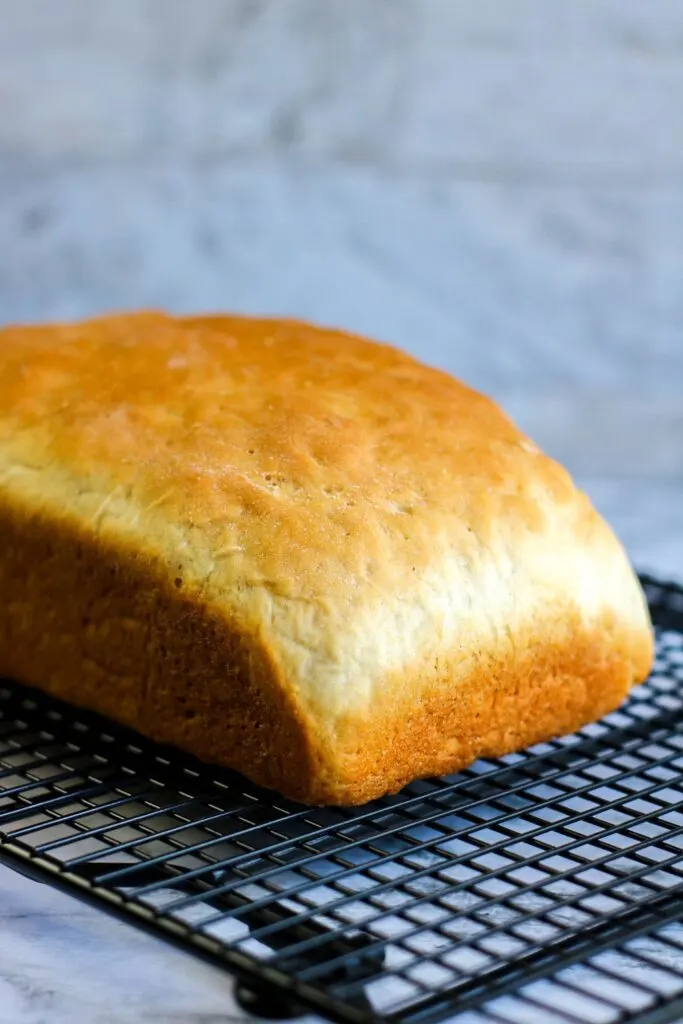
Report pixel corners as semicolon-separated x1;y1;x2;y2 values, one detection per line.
0;2;682;1021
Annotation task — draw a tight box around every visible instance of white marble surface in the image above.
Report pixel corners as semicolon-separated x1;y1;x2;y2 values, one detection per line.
0;867;249;1024
2;0;683;176
0;2;682;1021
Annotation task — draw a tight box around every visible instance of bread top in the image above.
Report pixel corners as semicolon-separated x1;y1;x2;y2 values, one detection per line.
0;312;652;721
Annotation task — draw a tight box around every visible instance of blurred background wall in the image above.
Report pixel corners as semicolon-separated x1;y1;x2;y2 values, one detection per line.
0;0;681;570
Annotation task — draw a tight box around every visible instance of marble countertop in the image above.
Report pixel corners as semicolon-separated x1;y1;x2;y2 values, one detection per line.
0;2;682;1021
0;867;244;1024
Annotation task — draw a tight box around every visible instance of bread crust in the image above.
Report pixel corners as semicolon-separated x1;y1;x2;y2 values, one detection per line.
0;312;653;804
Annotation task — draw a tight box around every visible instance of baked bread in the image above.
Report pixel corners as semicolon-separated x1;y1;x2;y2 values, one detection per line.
0;312;653;804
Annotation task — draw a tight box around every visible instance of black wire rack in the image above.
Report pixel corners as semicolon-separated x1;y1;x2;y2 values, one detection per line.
1;574;683;1024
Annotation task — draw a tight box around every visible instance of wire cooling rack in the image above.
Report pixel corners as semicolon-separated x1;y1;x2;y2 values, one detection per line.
1;574;683;1024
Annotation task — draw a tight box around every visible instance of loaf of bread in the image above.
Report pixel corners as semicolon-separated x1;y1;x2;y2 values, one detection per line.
0;312;653;804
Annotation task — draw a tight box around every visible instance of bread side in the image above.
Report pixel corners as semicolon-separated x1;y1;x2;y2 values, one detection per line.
0;313;654;804
0;498;325;800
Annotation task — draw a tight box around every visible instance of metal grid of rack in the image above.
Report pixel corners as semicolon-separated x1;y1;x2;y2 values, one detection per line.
1;574;683;1024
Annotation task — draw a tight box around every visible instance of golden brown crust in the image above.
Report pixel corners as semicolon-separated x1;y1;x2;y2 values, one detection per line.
0;503;322;801
319;620;647;804
0;499;645;805
0;312;654;804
